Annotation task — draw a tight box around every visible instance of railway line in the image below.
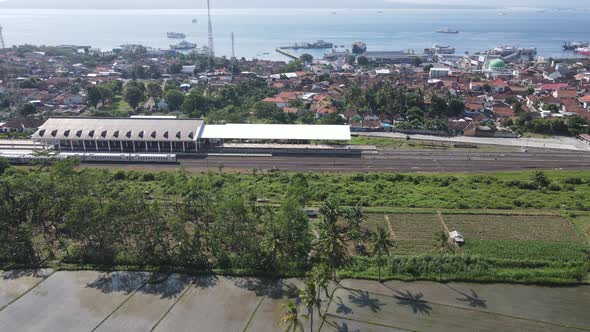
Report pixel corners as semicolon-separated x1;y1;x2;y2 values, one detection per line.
80;149;590;173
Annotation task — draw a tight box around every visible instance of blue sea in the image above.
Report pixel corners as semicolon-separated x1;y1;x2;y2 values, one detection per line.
1;8;589;60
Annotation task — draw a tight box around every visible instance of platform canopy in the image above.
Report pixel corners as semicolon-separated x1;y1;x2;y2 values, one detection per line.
201;124;351;141
32;117;204;142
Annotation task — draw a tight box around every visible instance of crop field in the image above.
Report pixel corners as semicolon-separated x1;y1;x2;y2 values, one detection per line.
385;213;445;255
442;214;582;243
463;240;588;262
360;212;589;260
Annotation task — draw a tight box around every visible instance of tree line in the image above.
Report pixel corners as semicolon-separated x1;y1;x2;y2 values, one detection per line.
0;160;390;278
344;80;464;131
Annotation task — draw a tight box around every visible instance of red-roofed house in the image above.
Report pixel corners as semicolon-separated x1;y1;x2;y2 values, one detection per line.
493;104;515;118
553;89;578;99
579;95;590;109
490;79;509;93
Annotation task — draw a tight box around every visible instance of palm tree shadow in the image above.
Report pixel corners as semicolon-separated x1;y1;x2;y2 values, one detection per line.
333;321;361;332
334;296;354;315
446;285;488;309
348;290;384;313
393;289;432;315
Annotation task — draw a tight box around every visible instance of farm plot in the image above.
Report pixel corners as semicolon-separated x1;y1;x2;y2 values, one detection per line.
442;214;582;243
386;214;445;255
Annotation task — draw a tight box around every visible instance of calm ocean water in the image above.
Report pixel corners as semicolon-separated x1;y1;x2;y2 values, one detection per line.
1;8;589;60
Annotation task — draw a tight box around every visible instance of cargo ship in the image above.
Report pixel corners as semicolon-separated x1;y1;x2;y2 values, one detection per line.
436;27;459;34
167;32;186;39
352;41;367;54
170;41;197;50
564;41;589;50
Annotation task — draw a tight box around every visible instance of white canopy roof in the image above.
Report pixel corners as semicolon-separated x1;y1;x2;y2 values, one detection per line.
201;124;351;141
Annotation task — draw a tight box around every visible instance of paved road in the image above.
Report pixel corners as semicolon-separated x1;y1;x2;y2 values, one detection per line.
81;149;590;173
1;270;589;332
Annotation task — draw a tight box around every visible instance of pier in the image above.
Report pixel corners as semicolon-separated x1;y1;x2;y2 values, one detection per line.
275;47;300;60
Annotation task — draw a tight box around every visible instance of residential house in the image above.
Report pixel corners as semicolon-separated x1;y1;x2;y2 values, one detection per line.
0;117;45;133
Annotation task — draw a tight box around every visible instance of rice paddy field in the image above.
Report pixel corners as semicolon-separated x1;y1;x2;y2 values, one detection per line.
362;211;590;262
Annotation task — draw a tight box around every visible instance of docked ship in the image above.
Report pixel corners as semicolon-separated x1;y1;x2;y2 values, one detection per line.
170;41;197;50
564;41;589;50
352;41;367;54
290;40;334;49
424;44;455;55
436;27;459;34
167;32;186;39
575;47;590;56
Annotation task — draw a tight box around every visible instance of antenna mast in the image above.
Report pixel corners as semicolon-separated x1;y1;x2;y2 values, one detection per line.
231;32;235;59
0;26;6;49
207;0;214;56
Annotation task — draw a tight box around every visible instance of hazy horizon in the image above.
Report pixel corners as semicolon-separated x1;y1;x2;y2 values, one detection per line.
0;0;588;10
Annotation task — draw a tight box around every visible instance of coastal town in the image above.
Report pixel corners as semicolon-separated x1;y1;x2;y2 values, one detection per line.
1;1;590;331
0;40;589;145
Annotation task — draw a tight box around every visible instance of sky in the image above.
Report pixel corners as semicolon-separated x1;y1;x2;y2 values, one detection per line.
0;0;587;9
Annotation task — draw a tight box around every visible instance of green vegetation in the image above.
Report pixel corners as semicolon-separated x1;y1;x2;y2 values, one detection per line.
463;240;587;262
1;160;589;284
502;114;590;137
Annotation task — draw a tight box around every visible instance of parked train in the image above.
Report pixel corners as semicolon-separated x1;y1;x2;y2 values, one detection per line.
1;152;177;164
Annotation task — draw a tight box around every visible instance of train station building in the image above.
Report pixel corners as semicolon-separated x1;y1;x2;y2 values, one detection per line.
32;117;351;153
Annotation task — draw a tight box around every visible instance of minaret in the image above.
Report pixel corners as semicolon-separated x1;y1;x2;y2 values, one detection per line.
207;0;214;56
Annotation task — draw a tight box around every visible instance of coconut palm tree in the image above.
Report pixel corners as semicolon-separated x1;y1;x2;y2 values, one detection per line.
343;205;367;254
434;231;455;254
370;226;395;282
433;231;455;281
280;300;306;332
316;218;347;279
319;198;341;224
299;281;318;332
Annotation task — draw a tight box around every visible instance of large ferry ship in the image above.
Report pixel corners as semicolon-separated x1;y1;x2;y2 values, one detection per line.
352;41;367;54
564;41;589;50
290;40;334;49
167;32;186;39
436;28;459;34
575;47;590;56
170;41;197;50
424;44;455;55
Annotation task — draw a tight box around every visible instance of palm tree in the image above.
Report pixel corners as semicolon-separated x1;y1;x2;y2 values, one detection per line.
299;281;318;332
319;198;341;224
280;300;306;332
316;218;347;279
370;226;395;282
434;231;455;281
310;263;331;299
434;231;454;254
343;205;367;254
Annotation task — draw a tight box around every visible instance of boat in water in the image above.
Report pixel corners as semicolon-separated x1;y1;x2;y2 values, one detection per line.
564;41;589;50
424;44;455;55
170;40;197;50
167;32;186;39
575;47;590;56
289;40;334;49
436;28;459;34
192;19;198;23
352;41;367;54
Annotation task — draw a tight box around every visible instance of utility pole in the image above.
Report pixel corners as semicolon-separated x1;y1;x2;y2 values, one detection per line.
231;32;235;59
207;0;215;56
0;26;6;49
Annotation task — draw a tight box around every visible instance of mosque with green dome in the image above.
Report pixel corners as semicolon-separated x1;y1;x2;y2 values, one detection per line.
483;58;510;78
